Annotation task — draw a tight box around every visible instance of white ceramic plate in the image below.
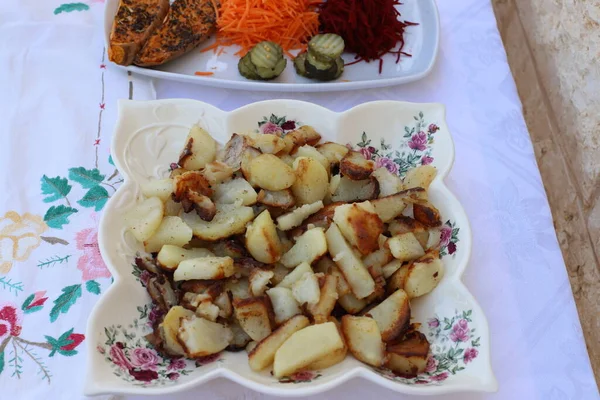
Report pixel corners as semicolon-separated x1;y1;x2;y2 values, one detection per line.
84;99;497;397
103;0;439;92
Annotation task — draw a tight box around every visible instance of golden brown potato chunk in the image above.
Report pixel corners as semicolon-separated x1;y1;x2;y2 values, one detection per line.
333;202;384;256
340;150;375;180
385;331;430;377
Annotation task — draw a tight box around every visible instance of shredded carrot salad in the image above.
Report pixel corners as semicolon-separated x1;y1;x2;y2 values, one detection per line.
205;0;321;56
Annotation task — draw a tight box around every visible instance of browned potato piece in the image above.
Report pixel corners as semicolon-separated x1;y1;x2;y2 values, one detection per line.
291;157;329;205
326;223;375;299
341;315;386;367
287;202;339;238
402;251;444;298
382;259;403;279
333;202;384;255
226;278;251;300
246;132;286;154
174;257;235;281
280;228;328;268
248;315;310;371
266;286;301;325
306;342;347;369
160;306;195;356
388;216;428;236
403;165;437;190
181;203;255;241
178;126;217;170
257;189;296;209
315;257;352;297
308;274;338;323
363;246;394;271
316;142;349;166
276;200;324;231
202;161;233;185
213;178;257;206
245;210;282;264
177;315;232;358
210;239;248;259
220;133;249;171
387;233;425;262
370;194;407;222
386;331;430;377
249;268;275;296
173;170;213;201
291;271;320;306
340;150;375;180
233;296;274;342
366;289;411;342
214;290;233;318
331;176;379;202
250;154;296;191
143;216;192;252
372;167;403;197
387;265;409;294
228;319;252;350
293;145;330;171
157;245;214;271
338;292;367;314
240;146;262;182
413;201;443;227
273;322;344;377
281;126;322;154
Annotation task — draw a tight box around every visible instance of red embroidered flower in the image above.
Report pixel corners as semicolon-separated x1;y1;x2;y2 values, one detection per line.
128;368;159;382
463;348;478;364
0;303;22;342
76;223;111;281
60;333;85;351
23;291;48;311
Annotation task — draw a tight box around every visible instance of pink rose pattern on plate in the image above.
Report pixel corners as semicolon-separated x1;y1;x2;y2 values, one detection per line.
374;310;481;385
98;304;220;386
257;114;299;135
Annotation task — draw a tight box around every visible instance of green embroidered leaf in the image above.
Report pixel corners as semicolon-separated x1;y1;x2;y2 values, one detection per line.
50;284;82;322
44;205;78;229
58;328;74;343
0;350;4;374
41;175;72;203
68;167;105;189
53;3;90;14
77;186;109;211
108;155;115;166
85;280;101;295
21;294;34;311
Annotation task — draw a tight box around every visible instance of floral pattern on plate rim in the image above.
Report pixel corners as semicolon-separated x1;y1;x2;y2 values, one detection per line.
256;114;300;135
374;310;481;385
97;304;223;386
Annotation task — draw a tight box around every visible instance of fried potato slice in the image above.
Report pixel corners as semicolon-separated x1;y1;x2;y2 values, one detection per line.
280;228;328;268
245;210;282;264
257;189;296;209
291;271;320;306
338;292;367;314
387;232;425;262
372;167;403;197
266;287;302;325
126;196;164;242
325;223;375;299
331;176;379;202
412;201;443;227
333;201;384;255
181;203;255;241
276;200;324;231
291;157;329;205
143;216;193;253
249;154;296;191
249;268;275;296
366;289;411;342
233;296;274;342
213;178;258;206
370;193;407;222
248;315;310;371
293;145;330;171
276;262;313;288
174;257;235;281
178;126;217;170
177;315;233;357
403;165;437;190
386;331;430;377
340;150;375;180
157;245;214;271
273;321;344;377
245;132;286;154
202;161;234;185
402;251;444;298
316;142;349;166
341;315;386;367
281;126;322;154
141;178;173;202
159;306;195;356
220;133;249;171
307;273;338;323
382;259;403;279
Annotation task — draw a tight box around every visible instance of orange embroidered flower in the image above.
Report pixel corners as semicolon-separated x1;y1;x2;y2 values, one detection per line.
0;211;47;274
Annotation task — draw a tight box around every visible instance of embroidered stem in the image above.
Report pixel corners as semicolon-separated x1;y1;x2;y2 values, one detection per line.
10;339;21;379
0;277;24;296
13;339;52;383
14;337;53;351
0;336;11;354
37;255;71;269
40;236;69;246
95;48;106;170
101;181;117;192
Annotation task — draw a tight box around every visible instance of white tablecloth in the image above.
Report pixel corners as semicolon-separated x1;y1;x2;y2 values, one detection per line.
0;0;597;399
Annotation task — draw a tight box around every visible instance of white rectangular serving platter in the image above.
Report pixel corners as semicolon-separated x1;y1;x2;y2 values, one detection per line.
103;0;439;92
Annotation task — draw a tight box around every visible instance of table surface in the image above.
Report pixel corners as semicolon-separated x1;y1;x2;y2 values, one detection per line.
0;0;598;399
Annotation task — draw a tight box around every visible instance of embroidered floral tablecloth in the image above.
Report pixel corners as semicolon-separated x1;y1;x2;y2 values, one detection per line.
0;0;597;399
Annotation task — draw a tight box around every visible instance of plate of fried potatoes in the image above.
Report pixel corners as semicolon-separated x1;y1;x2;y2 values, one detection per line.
84;99;496;396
